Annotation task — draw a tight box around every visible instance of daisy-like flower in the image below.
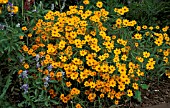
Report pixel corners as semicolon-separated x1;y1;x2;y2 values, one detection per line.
96;1;103;8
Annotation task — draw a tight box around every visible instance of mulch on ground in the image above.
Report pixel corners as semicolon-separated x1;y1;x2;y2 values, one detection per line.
133;76;170;108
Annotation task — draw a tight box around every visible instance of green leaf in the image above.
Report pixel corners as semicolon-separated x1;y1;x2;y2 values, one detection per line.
34;89;38;98
134;90;142;102
45;101;49;106
141;84;149;89
0;75;12;99
50;100;59;105
18;101;25;107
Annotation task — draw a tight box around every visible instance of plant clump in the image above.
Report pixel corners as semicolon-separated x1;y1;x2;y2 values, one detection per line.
17;0;170;107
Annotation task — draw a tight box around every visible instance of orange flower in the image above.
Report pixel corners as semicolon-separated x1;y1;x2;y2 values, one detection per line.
19;36;23;39
66;81;72;87
62;97;68;103
28;33;32;37
56;72;62;78
24;63;29;69
88;93;96;101
100;93;104;98
60;94;64;100
51;93;57;98
76;103;82;108
18;70;23;75
22;26;27;31
115;100;119;105
22;45;28;52
50;72;55;77
43;69;49;75
48;89;54;95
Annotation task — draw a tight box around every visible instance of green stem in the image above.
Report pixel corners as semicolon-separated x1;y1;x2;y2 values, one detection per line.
22;0;25;21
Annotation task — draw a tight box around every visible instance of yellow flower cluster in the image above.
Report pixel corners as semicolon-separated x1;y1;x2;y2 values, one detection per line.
19;1;170;106
114;6;129;15
113;18;137;29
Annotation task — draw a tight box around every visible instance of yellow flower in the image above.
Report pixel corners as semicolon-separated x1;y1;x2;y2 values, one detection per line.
142;25;147;29
143;51;150;58
149;26;153;30
121;54;128;61
101;64;109;72
163;50;169;56
137;57;144;63
114;48;121;55
59;55;68;62
22;26;27;31
154;38;163;46
162;26;169;32
88;93;96;101
24;63;29;69
70;72;79;80
109;79;116;87
118;83;125;91
66;81;72;87
155;25;160;29
135;42;139;47
98;55;106;61
122;6;129;13
113;56;120;63
70;64;78;71
1;0;8;4
84;81;90;87
12;6;19;14
96;1;103;8
132;83;139;90
100;93;105;98
83;0;89;5
76;103;82;108
136;26;141;31
28;33;32;37
59;40;66;50
134;33;142;40
146;63;154;70
115;100;119;105
79;6;84;9
165;70;170;78
116;18;122;24
123;19;129;26
89;82;96;88
117;9;125;15
80;50;87;56
127;89;133;97
72;58;83;65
